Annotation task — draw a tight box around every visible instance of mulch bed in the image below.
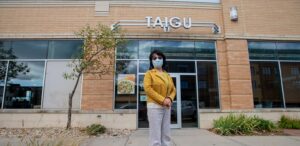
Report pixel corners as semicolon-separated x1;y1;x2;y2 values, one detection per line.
208;128;293;136
0;127;133;139
283;129;300;136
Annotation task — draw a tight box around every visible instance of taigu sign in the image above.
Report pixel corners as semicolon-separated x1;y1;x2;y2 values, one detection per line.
111;16;220;33
146;16;192;32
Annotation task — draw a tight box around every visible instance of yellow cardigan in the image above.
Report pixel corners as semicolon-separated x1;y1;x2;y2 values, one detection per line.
144;69;176;105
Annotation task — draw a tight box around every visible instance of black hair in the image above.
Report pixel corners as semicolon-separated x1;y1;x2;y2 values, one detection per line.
149;50;167;70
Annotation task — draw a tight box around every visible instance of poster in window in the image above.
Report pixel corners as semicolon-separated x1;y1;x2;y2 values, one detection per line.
117;74;135;94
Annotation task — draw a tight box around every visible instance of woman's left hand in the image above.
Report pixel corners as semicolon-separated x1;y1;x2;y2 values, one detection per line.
163;97;172;108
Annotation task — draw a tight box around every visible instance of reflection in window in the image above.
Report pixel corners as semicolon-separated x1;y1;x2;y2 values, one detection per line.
139;40;155;59
116;40;138;59
281;62;300;107
277;42;300;60
48;40;83;59
114;60;137;109
248;42;277;60
139;60;149;73
0;40;83;60
4;61;45;109
138;40;216;60
197;62;219;108
152;41;195;59
0;61;7;107
195;41;216;60
0;41;12;59
11;41;48;59
250;62;284;108
248;41;300;61
139;61;196;73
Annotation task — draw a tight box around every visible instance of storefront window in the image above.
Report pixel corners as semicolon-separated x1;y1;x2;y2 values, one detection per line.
114;60;137;109
4;61;45;109
116;40;218;112
250;62;284;108
48;40;83;59
249;41;300;108
280;62;300;107
0;39;83;109
197;62;219;108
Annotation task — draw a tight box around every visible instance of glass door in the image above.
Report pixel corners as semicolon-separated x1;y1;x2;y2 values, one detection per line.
137;74;182;128
170;74;181;128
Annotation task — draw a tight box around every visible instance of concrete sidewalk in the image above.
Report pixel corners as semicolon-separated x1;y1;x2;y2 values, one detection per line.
81;129;300;146
1;129;300;146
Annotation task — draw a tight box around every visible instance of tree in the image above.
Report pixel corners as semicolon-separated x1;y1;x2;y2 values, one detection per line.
63;23;124;129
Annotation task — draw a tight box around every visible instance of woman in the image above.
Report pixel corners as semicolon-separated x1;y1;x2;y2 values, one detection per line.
144;50;176;146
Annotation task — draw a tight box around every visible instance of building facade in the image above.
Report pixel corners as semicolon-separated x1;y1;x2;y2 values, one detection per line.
0;0;300;129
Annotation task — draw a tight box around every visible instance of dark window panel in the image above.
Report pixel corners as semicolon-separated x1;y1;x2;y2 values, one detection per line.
181;75;198;127
281;62;300;107
48;40;83;59
250;62;284;108
197;62;219;109
166;61;195;73
138;75;147;128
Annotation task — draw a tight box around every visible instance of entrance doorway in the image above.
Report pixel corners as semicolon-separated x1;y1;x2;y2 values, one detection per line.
138;73;198;128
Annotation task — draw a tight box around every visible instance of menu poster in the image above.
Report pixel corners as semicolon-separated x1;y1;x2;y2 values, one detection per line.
117;74;135;95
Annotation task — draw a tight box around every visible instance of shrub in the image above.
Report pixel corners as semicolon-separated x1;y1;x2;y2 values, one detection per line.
213;114;277;136
86;124;106;135
278;115;300;129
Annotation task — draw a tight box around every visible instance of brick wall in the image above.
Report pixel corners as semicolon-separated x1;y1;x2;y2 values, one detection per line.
217;39;253;110
0;1;299;111
221;0;300;38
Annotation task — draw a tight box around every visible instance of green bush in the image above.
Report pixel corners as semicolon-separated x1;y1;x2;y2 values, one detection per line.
86;124;106;135
213;114;277;136
253;116;277;132
278;115;300;129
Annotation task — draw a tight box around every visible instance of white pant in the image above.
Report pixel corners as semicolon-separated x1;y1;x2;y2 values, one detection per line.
147;107;171;146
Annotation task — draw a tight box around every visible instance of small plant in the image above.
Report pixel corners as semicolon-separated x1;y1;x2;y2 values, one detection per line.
278;115;300;129
86;124;106;135
213;114;277;136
